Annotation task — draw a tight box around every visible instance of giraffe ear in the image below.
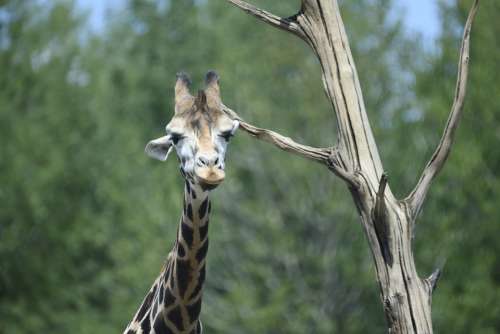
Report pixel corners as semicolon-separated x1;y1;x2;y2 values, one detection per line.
145;135;173;161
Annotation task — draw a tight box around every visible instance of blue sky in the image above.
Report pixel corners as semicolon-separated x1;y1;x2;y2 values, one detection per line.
396;0;440;39
75;0;441;40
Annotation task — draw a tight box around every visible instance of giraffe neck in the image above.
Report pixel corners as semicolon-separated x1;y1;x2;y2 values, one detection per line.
125;181;211;334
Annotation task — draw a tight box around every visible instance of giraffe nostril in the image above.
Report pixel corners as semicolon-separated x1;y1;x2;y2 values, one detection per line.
197;155;220;168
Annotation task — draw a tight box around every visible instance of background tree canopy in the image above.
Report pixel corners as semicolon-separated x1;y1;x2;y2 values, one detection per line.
0;0;498;333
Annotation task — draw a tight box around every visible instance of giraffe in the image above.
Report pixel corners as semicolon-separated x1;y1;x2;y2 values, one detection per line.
123;71;239;334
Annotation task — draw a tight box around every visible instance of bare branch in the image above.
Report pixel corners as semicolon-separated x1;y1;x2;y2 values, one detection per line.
221;105;332;164
426;267;442;293
238;122;332;162
223;104;359;185
424;258;446;295
226;0;304;38
406;0;480;219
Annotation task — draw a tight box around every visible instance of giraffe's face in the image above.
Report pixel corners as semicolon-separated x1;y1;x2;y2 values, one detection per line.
145;71;239;190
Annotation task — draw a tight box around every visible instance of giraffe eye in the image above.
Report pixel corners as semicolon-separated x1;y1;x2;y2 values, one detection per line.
170;133;183;145
219;131;233;141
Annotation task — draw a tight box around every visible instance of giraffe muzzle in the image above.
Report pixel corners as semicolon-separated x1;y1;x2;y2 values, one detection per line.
195;167;225;188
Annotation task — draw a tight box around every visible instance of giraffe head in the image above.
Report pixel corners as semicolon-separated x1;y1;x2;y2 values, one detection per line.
145;71;239;190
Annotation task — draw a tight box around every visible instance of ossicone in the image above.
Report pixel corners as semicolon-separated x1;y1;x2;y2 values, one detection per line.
176;71;192;86
204;70;221;107
175;71;193;110
205;70;219;85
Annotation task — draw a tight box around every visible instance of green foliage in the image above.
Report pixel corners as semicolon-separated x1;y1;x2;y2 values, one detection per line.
0;0;497;333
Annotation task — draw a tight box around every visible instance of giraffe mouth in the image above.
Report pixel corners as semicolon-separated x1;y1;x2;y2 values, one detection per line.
195;167;225;189
196;177;223;191
198;181;219;191
196;175;225;186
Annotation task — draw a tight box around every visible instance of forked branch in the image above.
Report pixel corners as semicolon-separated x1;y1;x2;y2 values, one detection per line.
224;0;480;332
406;0;480;220
226;0;304;38
223;0;483;333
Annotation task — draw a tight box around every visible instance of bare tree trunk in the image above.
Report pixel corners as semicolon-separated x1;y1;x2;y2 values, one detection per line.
223;0;480;333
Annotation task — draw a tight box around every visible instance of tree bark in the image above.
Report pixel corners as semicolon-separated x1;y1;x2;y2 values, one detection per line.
224;0;480;333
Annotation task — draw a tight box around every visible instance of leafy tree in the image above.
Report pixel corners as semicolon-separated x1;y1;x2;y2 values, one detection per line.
0;1;118;331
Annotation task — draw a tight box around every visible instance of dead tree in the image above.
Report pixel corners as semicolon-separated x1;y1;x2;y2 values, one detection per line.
222;0;480;333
